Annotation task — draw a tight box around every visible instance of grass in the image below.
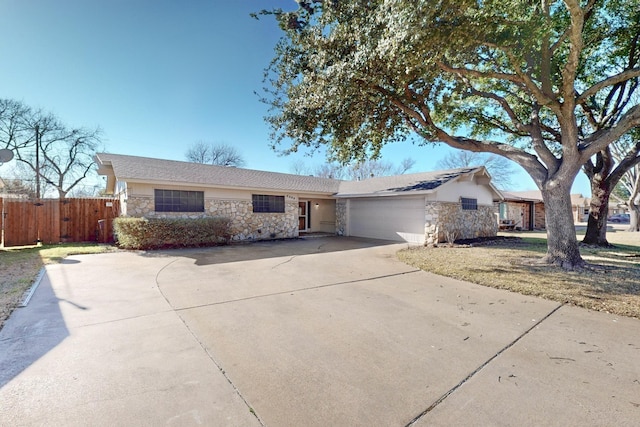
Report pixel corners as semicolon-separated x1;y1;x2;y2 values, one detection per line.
0;243;116;330
398;228;640;319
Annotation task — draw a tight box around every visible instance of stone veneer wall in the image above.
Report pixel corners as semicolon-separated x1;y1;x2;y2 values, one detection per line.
125;195;299;241
335;199;347;236
126;196;153;218
425;201;498;246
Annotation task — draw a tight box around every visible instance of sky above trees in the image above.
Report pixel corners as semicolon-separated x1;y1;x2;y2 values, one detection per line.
0;1;591;193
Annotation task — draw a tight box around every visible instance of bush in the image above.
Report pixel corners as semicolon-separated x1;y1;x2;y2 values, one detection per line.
113;217;231;250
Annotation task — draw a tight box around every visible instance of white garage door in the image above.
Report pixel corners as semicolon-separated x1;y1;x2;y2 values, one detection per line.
348;197;425;244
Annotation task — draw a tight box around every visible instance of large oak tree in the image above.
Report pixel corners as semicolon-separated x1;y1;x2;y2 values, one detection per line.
580;12;640;245
261;0;640;269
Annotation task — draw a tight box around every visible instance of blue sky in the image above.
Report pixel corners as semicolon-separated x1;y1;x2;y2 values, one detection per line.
0;0;590;194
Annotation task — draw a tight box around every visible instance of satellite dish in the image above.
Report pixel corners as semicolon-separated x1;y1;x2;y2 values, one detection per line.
0;149;13;164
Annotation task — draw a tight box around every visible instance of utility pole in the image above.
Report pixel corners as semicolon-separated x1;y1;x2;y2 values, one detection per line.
34;124;42;244
35;124;40;199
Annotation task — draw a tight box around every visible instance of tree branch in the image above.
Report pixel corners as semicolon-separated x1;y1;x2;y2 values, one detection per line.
436;61;524;87
561;0;587;108
578;68;640;103
371;81;549;185
579;104;640;159
464;83;528;133
530;103;561;174
608;141;640;187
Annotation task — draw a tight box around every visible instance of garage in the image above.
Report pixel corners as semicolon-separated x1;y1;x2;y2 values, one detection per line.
347;196;426;244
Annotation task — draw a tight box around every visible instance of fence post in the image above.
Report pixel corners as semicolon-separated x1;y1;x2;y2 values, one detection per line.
1;197;4;248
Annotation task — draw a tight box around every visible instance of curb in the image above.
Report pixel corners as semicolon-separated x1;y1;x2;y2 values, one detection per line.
20;268;46;307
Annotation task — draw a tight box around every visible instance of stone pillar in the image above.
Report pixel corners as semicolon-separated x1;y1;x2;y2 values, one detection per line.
335;199;347;236
424;201;439;247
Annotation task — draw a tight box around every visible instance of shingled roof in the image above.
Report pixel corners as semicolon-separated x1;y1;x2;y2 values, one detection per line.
335;167;483;197
96;153;494;197
503;190;591;207
96;153;342;194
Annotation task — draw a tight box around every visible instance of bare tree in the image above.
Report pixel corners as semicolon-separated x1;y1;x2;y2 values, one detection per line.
0;176;35;198
437;151;515;189
314;163;347;179
291;157;415;180
583;134;640;244
185;141;246;167
66;183;105;198
185;141;211;163
347;159;395;181
38;127;102;198
0;99;103;199
289;159;312;175
290;160;347;178
615;161;640;232
626;167;640;232
397;157;416;175
0;99;33;152
347;158;416;180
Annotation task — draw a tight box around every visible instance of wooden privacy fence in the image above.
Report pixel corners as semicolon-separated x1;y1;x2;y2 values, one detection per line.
0;197;120;247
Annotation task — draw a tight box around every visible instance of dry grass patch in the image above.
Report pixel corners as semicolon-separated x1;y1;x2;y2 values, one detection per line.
398;232;640;319
0;244;116;330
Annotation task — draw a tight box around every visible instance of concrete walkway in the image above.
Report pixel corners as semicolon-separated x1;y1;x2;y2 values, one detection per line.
0;237;638;426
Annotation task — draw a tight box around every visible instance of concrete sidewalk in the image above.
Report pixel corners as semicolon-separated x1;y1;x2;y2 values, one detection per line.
1;237;638;426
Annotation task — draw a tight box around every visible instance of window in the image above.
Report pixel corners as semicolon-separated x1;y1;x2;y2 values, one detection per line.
252;194;285;213
154;189;204;212
461;197;478;210
499;202;507;219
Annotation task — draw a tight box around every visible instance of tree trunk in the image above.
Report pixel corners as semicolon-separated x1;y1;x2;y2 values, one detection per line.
629;197;640;232
540;183;585;269
582;175;611;246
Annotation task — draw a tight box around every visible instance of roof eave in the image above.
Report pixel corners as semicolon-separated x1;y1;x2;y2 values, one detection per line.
504;197;542;202
334;189;436;198
116;177;337;196
489;183;505;201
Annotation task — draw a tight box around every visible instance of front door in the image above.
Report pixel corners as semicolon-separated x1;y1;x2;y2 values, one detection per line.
298;201;308;231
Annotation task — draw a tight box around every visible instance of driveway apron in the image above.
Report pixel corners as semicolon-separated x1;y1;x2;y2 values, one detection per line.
1;237;638;426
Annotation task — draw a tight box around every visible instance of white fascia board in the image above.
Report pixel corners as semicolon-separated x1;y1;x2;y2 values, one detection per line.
491;184;505;201
334;190;435;198
119;178;336;197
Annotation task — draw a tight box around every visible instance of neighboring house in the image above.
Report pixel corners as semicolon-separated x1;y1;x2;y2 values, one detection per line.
95;153;503;245
607;204;629;217
500;191;546;230
574;194;627;222
0;177;30;199
576;195;628;221
500;190;622;229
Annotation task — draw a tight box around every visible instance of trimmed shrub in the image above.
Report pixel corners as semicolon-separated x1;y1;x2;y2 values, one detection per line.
113;217;231;250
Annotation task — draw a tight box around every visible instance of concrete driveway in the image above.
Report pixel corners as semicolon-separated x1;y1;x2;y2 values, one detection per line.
1;237;638;426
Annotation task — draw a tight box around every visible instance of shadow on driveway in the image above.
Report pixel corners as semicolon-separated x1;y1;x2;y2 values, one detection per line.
0;275;70;388
141;236;400;266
